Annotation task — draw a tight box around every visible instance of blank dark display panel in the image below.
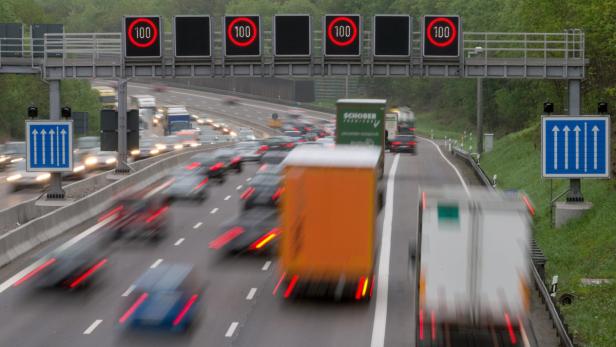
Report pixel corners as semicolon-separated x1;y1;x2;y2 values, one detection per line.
175;16;211;57
274;15;311;56
374;15;410;57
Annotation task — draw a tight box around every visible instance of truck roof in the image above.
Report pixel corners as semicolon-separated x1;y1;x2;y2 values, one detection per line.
283;145;380;168
337;98;386;105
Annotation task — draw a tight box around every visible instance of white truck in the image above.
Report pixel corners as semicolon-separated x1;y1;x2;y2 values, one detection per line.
413;187;532;347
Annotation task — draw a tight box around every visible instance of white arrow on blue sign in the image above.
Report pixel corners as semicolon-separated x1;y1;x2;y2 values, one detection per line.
542;115;610;178
26;120;73;172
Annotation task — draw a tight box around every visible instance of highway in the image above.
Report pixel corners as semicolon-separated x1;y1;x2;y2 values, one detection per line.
0;85;555;347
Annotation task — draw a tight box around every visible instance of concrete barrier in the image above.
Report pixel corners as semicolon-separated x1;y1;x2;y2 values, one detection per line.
0;144;227;268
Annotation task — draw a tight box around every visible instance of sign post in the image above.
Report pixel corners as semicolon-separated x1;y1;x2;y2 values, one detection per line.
541;116;610;178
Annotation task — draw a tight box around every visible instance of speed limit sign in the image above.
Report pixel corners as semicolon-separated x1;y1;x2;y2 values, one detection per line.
123;16;162;58
422;15;461;59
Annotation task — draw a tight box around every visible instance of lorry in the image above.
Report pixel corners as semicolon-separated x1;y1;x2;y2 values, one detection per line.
92;86;118;110
385;112;398;148
161;105;192;135
277;146;381;301
413;187;532;346
335;99;386;177
130;95;157;114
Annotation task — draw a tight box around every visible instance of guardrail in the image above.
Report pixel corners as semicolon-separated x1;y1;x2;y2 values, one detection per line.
449;142;575;347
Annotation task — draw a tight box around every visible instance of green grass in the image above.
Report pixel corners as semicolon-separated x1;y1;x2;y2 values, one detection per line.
480;124;616;347
415;112;474;143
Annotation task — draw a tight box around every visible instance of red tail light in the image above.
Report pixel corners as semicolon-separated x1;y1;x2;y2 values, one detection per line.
69;258;108;288
431;310;436;340
119;292;149;324
409;127;416;131
355;276;366;300
391;141;402;146
408;141;417;145
209;227;245;249
194;177;209;190
419;309;424;340
258;145;269;153
98;205;124;222
258;164;268;172
369;276;375;297
240;187;256;200
13;258;57;287
284;142;295;148
172;294;199;326
505;313;517;344
422;192;427;210
249;228;280;250
231;156;241;164
272;272;286;295
522;195;535;216
293;127;299;131
271;187;284;201
146;206;169;224
284;275;299;299
185;162;200;170
209;162;224;171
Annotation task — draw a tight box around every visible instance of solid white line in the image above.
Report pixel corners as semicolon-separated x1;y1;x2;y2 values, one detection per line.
370;154;400;347
210;208;218;214
0;216;115;294
236;185;243;190
246;288;257;300
421;137;471;196
261;261;272;271
225;322;239;337
224;195;231;201
121;285;135;297
150;259;163;269
174;238;185;246
83;319;103;335
193;222;203;229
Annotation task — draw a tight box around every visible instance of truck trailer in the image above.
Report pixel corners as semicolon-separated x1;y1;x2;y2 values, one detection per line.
277;146;381;301
413;187;532;347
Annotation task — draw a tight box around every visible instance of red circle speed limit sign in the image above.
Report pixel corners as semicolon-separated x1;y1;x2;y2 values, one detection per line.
324;15;361;57
124;16;162;58
224;15;261;56
422;15;461;59
327;16;357;47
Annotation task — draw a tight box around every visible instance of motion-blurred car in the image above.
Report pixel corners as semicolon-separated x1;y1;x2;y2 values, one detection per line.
130;138;161;160
83;150;117;170
260;151;289;166
162;167;209;203
162;135;184;151
105;194;170;243
151;84;168;93
2;141;26;165
389;134;417;154
5;161;50;191
234;141;263;162
13;235;108;290
222;97;239;106
118;263;202;332
241;174;283;210
214;149;242;173
259;136;295;153
237;129;256;141
190;153;226;183
209;208;280;253
61;160;87;180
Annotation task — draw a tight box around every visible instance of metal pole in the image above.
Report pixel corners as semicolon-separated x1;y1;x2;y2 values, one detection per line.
116;79;130;173
567;79;583;201
476;78;484;153
47;80;64;199
345;76;349;98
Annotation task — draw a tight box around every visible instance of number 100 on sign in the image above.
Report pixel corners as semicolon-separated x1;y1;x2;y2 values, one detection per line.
324;15;360;57
124;16;162;58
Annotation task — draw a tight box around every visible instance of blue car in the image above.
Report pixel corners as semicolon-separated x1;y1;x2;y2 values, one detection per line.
119;263;202;332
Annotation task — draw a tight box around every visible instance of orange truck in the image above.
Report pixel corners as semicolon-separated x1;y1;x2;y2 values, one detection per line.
276;145;381;301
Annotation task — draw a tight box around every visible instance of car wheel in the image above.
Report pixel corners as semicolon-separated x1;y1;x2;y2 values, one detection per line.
236;165;243;173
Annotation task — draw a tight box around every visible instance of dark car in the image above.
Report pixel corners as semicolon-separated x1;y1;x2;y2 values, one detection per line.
241;174;283;210
131;138;162;160
209;208;280;253
234;141;263;162
260;150;288;166
190;153;226;183
104;194;170;243
119;263;203;332
214;149;242;173
390;135;417;154
259;136;295;153
13;234;108;290
162;167;210;203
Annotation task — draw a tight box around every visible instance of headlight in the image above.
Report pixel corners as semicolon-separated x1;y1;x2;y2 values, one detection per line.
36;173;51;182
130;149;141;156
174;144;183;150
155;144;166;150
197;119;205;125
105;158;117;164
73;165;85;173
190;143;200;148
153;119;159;124
150;149;160;155
10;157;24;163
85;157;98;166
230;131;237;137
0;156;7;163
206;118;213;123
6;174;22;182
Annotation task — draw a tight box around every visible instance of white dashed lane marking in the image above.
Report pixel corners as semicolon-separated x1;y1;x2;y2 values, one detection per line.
246;288;257;300
193;222;203;229
174;238;185;246
150;259;163;269
210;208;219;214
236;185;243;190
83;320;103;335
225;322;239;337
121;285;135;297
262;261;271;271
224;195;231;201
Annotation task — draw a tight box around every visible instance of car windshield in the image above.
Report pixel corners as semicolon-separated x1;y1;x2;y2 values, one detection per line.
394;135;415;142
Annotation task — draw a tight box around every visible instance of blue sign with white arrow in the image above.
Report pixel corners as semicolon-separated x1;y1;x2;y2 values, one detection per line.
542;116;610;178
26;120;73;172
